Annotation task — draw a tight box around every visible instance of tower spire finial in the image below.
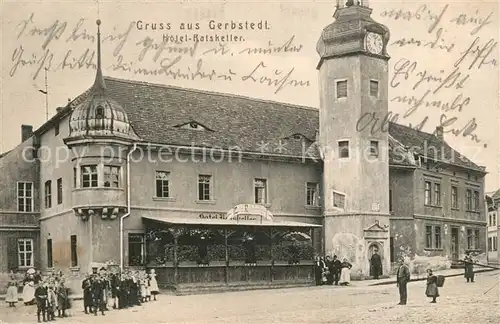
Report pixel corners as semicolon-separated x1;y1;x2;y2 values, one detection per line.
93;16;106;92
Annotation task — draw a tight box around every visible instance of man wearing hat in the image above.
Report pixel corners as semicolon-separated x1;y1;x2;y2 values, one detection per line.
396;258;411;305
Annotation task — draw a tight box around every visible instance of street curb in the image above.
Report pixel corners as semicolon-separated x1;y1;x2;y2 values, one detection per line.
368;268;497;286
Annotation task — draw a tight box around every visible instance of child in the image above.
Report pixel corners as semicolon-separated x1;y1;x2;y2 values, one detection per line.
56;279;69;317
148;269;159;301
5;271;18;307
46;283;58;321
34;282;48;323
425;269;439;303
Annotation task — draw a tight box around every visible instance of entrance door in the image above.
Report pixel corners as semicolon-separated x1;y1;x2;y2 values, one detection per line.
451;227;459;260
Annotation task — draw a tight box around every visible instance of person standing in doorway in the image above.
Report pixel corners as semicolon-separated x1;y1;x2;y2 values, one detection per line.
396;258;410;305
370;249;383;279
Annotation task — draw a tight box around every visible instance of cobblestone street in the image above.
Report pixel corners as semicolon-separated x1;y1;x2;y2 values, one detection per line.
1;271;498;324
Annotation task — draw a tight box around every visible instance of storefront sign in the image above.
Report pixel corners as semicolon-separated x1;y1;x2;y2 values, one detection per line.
227;204;274;221
198;212;258;221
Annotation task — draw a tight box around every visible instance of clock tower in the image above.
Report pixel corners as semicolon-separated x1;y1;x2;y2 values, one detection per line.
317;0;392;277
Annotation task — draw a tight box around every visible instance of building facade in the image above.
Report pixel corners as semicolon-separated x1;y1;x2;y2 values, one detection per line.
486;191;499;264
0;1;488;290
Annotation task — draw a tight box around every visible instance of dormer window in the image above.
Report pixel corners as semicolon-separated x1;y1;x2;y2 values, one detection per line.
293;134;302;140
175;121;210;131
96;106;104;119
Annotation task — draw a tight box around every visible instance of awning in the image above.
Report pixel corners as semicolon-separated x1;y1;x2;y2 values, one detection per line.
142;215;321;228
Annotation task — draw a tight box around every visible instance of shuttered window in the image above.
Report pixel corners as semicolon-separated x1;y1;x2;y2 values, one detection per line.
336;80;347;98
370;80;379;97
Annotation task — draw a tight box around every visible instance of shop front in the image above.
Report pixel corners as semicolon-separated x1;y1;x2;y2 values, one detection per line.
142;204;321;294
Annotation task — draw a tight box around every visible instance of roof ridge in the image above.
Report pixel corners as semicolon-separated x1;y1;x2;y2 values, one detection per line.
103;76;320;113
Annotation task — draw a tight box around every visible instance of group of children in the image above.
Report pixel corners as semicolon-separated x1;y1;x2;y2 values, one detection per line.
5;269;70;322
82;268;159;315
4;267;159;322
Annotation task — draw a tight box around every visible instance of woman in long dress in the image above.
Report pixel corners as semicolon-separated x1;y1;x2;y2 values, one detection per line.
22;273;36;305
148;269;159;300
339;258;352;286
425;269;439;303
5;271;18;307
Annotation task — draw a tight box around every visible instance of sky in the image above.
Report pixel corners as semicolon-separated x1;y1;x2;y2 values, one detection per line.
0;0;499;191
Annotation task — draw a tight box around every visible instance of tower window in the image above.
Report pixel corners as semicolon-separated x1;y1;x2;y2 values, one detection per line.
333;191;346;209
338;141;349;158
95;105;104;118
369;140;379;157
370;80;379;97
336;80;347;99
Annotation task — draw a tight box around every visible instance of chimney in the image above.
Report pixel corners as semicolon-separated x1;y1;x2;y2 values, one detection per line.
21;125;33;143
435;126;444;141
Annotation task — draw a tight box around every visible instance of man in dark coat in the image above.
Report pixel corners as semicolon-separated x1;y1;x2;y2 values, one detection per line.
370;250;383;279
325;256;334;285
314;256;322;286
34;282;48;323
91;275;106;316
396;258;411;305
81;274;93;314
332;255;342;285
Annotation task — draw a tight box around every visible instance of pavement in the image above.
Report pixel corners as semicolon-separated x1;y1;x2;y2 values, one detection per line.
1;266;496;301
1;270;498;323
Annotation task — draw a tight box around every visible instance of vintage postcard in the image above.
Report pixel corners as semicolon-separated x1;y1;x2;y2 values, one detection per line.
0;0;498;323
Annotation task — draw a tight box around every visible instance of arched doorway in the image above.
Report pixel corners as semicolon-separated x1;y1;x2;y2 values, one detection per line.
368;242;382;258
367;242;384;278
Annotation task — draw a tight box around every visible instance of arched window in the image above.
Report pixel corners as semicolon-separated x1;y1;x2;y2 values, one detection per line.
95;105;104;119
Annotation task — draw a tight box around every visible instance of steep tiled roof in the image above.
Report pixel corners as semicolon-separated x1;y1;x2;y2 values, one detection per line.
73;77;482;171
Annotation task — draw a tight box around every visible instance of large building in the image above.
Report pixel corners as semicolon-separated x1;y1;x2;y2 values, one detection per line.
486;191;499;264
0;1;487;291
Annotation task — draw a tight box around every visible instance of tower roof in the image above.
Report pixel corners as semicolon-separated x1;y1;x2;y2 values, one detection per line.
316;1;390;66
66;20;139;143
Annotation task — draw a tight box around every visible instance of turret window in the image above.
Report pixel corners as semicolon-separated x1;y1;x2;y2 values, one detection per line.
95;106;104;118
370;80;379;97
104;165;121;188
336;80;348;99
338;140;349;158
81;165;98;188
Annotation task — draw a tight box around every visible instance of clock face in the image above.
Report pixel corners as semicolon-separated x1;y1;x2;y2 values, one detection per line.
366;32;383;55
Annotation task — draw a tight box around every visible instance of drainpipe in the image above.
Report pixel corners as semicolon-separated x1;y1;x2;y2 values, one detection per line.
120;143;138;271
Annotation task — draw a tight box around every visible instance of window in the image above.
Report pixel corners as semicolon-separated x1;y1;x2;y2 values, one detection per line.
451;186;458;209
333;191;346;209
18;239;34;268
44;180;52;208
47;239;53;268
17;182;33;212
494;215;497;226
198;175;212;201
70;235;78;267
424;181;431;205
369;140;379;157
54;123;59;136
96;105;104;118
370;80;379;97
104;165;120;188
306;182;319;206
254;179;267;204
389;189;393;211
473;191;480;211
81;165;98;188
336;80;347;98
488;237;493;251
494;237;498;251
338;141;349;158
128;233;145;266
434;183;441;206
155;171;170;198
57;178;62;204
425;225;432;248
467;229;473;249
467;229;480;250
434;226;442;249
466;189;472;210
73;167;77;187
